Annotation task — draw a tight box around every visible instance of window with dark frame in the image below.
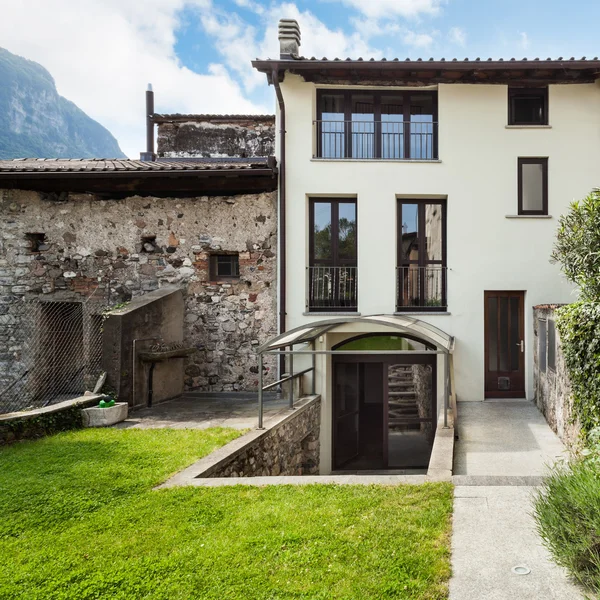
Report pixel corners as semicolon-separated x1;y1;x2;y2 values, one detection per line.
518;157;548;215
397;199;447;311
538;319;547;373
316;90;438;160
508;87;548;125
308;198;357;312
548;319;556;371
209;254;240;280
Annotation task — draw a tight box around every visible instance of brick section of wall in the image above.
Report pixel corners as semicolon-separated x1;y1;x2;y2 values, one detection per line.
157;118;275;159
0;188;277;393
533;306;580;448
207;397;321;478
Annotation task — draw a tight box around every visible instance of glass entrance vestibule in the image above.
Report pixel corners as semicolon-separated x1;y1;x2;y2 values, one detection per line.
256;315;455;474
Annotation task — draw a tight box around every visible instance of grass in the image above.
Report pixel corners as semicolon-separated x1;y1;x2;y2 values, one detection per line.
534;459;600;595
0;428;453;600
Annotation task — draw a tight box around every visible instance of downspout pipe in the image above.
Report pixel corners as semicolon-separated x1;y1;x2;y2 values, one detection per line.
272;67;286;378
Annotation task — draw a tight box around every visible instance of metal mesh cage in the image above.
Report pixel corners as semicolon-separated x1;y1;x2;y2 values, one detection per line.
0;293;110;414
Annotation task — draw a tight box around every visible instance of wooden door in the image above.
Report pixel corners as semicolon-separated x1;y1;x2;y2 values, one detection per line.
484;291;525;398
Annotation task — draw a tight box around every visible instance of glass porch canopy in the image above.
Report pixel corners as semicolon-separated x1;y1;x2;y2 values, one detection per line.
257;314;455;354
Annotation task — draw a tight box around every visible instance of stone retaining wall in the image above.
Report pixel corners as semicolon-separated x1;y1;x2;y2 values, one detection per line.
533;305;580;448
210;397;321;477
0;393;102;445
160;396;321;487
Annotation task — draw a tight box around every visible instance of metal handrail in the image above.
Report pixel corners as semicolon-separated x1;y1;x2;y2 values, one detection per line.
307;265;358;311
396;265;447;310
314;119;438;160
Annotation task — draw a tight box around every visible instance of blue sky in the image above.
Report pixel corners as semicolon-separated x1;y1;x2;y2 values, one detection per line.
2;0;600;157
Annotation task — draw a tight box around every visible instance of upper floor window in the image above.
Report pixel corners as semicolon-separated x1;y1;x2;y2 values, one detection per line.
316;90;438;160
308;198;357;312
508;87;548;125
396;199;447;311
518;157;548;215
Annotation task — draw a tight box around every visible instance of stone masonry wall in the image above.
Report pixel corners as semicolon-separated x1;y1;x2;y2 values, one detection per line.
533;305;580;448
157;116;275;159
207;397;321;478
0;188;277;393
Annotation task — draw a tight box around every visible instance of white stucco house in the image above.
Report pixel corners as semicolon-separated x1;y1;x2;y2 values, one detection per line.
252;19;596;474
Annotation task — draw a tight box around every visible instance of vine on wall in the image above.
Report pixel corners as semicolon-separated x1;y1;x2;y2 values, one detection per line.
556;302;600;436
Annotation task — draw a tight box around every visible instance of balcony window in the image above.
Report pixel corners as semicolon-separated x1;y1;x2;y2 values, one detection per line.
308;198;357;311
316;90;438;160
508;87;548;125
397;200;447;311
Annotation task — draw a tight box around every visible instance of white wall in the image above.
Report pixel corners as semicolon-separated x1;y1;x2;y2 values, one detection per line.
280;75;599;402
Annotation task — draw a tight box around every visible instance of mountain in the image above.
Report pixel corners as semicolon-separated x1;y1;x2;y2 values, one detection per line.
0;47;125;159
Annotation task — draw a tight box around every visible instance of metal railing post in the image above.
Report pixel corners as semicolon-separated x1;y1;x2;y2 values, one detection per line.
444;353;449;428
312;350;316;395
258;353;264;429
288;346;294;408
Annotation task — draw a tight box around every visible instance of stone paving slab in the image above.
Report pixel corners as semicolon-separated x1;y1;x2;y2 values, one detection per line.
114;393;288;431
453;400;568;477
450;486;583;600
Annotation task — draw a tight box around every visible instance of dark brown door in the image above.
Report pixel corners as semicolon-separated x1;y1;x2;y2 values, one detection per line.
484;291;525;398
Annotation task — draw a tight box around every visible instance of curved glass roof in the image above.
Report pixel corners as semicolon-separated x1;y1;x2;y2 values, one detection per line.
257;315;454;353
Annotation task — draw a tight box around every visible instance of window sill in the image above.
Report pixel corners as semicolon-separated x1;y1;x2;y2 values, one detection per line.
310;158;442;164
505;125;552;129
394;311;451;316
303;311;361;316
505;214;552;219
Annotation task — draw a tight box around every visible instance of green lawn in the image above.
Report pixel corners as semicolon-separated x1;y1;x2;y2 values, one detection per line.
0;428;453;600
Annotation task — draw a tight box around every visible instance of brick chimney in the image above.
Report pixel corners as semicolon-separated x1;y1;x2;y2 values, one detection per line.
278;19;301;59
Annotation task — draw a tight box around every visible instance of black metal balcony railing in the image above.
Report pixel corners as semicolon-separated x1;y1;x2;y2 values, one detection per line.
396;266;447;311
308;266;358;311
315;120;438;160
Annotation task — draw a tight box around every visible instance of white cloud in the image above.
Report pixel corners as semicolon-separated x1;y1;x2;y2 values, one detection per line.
199;2;382;91
233;0;265;14
0;0;268;158
402;30;436;49
448;26;466;47
331;0;444;20
519;31;530;50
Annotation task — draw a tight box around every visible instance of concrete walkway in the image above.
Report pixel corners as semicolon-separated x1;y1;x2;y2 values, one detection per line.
114;392;288;430
450;399;583;599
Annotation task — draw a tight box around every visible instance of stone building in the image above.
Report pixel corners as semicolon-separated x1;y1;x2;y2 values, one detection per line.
0;112;278;411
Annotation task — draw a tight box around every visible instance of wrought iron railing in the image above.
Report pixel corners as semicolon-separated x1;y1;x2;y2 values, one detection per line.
314;120;438;160
307;266;358;311
396;265;447;311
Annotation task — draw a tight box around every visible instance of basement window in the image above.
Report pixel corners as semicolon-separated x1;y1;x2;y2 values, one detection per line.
25;232;48;253
210;254;240;280
508;87;548;125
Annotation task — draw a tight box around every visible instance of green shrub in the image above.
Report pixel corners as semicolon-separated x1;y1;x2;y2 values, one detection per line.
556;302;600;435
552;189;600;300
534;457;600;593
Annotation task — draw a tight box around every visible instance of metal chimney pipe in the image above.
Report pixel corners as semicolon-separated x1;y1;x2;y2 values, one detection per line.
145;83;155;158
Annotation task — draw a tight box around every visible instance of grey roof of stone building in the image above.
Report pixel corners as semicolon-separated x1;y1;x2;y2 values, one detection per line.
0;157;274;174
152;114;275;124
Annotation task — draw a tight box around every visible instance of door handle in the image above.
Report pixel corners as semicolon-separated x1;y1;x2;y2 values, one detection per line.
516;340;524;353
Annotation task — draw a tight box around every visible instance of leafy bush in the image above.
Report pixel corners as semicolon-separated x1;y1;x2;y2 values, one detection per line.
552;189;600;300
534;453;600;593
555;302;600;435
